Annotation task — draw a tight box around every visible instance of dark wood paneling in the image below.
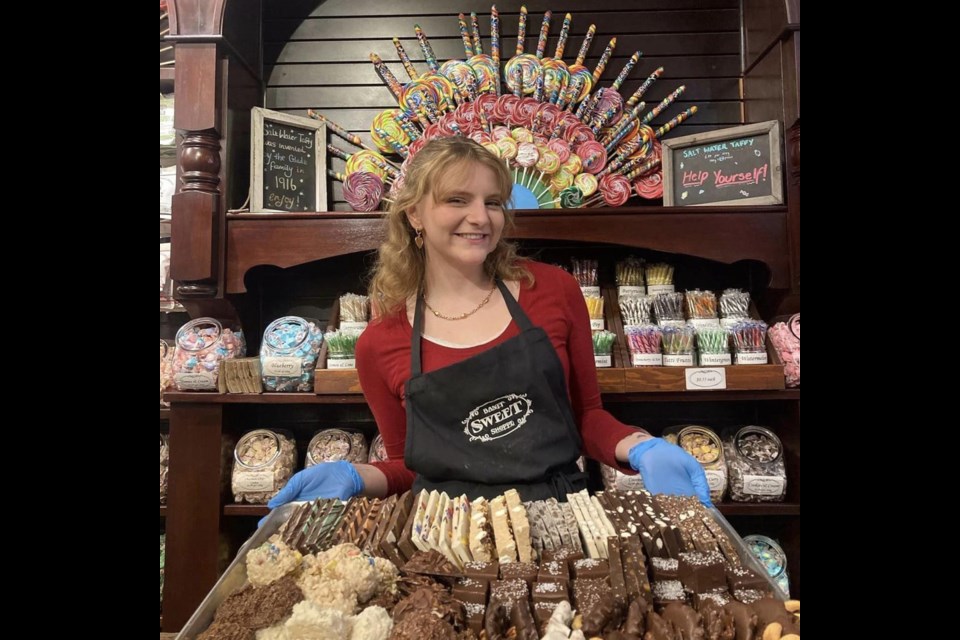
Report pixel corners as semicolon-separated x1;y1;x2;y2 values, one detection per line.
743;42;782;126
267;55;742;86
268;33;739;63
782;31;799;127
266;11;739;41
266;0;740;19
743;0;789;70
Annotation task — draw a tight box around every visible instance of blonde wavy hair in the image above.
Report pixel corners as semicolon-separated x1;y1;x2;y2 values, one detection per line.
369;137;532;317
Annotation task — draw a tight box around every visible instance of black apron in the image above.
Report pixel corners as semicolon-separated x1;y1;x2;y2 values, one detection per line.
404;279;587;501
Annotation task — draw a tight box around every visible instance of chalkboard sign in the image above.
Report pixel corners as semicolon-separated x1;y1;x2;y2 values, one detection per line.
251;108;328;212
661;120;783;206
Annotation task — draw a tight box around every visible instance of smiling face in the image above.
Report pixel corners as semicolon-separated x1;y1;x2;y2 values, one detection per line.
406;160;506;275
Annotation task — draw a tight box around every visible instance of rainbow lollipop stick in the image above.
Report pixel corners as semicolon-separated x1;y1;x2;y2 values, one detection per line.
555;13;572;59
491;5;501;92
369;53;403;101
308;111;375;152
414;25;440;72
627;67;663;107
642;85;686;124
392;38;418;81
656;106;697;139
516;5;528;55
611;51;641;92
575;24;596;66
536;10;552;60
471;12;483;55
458;14;474;58
592;37;617;83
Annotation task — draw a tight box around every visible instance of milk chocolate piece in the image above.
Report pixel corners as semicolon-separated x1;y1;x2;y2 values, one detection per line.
694;591;732;610
462;601;487;635
700;599;736;640
624;535;652;605
537;559;569;584
510;598;539;640
500;561;538;584
624;598;649;637
391;609;458;640
403;549;461;579
453;577;489;606
489;578;530;615
398;494;421;561
644;610;676;640
464;560;499;582
725;567;769;592
213;575;302;630
571;577;612;614
532;580;569;604
732;589;766;605
662;603;705;640
484;601;511;640
651;557;680;581
581;591;625;637
392;585;466;629
678;551;727;594
533;600;557;626
722;600;758;640
540;547;584;565
571;558;609;579
606;536;628;605
751;597;799;636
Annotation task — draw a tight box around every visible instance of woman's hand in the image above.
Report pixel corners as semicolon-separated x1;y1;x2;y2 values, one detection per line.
267;460;365;508
628;438;712;506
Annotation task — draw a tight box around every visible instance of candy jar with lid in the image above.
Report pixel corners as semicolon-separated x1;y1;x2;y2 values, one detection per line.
259;316;324;392
172;317;245;391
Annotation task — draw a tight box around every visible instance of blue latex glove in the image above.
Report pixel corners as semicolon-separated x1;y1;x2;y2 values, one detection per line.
266;460;364;509
628;437;712;506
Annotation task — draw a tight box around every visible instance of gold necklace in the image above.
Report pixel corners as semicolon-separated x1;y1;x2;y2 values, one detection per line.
424;281;497;321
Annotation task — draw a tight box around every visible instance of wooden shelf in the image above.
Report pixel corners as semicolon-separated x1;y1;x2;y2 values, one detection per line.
160;66;174;93
717;502;800;516
225;206;790;294
160;408;170;420
160;506;167;517
224;504;269;516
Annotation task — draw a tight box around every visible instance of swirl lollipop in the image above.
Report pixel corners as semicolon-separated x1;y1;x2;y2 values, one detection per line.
532;148;561;188
423;73;457;113
468;54;499;94
343;171;384;212
550;168;575;193
514;97;539;127
559;185;583;208
371;110;410;154
575;172;598;197
495;136;518;164
345;150;392;180
469;130;492;144
547;138;571;164
634;170;663;200
541;58;571;101
481;141;502;158
493;94;520;122
491;125;512;141
401;80;441;124
598;173;631;206
511;127;534;143
504;54;542;96
576;140;608;175
515;141;540;186
562;153;582;175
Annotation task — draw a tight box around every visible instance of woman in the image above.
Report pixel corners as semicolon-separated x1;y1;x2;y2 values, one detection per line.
269;137;709;506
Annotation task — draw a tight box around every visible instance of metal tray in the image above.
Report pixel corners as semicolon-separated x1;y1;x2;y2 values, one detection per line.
705;506;790;600
176;503;299;640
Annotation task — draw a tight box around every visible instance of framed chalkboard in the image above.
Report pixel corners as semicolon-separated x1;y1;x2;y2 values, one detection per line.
251;108;328;212
661;120;783;207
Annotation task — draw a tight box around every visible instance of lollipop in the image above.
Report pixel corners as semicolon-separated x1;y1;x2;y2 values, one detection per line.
561;153;582;175
481;141;502;158
535;10;552;59
598;173;631;206
401;80;441;124
469;130;492;144
511;127;534;143
504;54;542;96
414;24;440;72
554;13;572;59
470;12;483;55
550;168;575;193
547;138;571;164
574;172;598;197
559;185;583;208
491;125;512;141
468;55;499;94
542;58;571;99
634;171;663;200
533;149;561;187
514;97;539;127
346;150;392;180
342;172;384;212
495;136;518;162
391;37;419;81
493;94;520;122
577;140;608;174
371;110;410;154
515;141;540;185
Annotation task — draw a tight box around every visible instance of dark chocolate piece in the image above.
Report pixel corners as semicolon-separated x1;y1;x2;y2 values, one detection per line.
644;610;676;640
751;597;799;636
725;567;769;593
722;600;757;640
484;601;511;640
509;598;539;640
678;551;727;594
571;577;612;614
452;577;489;606
651;580;687;607
581;591;626;637
651;557;679;581
500;561;538;584
403;549;461;579
537;559;570;584
571;557;609;579
532;580;569;604
464;560;499;582
624;598;649;637
607;536;628;605
699;599;736;640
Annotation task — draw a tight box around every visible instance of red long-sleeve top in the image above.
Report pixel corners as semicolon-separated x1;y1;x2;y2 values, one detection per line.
356;260;637;495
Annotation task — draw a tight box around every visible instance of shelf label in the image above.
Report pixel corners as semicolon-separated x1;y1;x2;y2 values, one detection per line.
174;372;217;390
234;470;275;492
688;318;721;328
618;285;645;297
581;286;601;297
590;318;605;331
685;368;727;390
327;358;356;370
721;317;746;328
339;321;368;332
658;319;686;328
699;353;732;366
742;475;785;496
262;357;303;377
594;354;612;368
736;352;768;365
705;469;726;492
663;354;695;367
632;353;663;367
647;284;675;295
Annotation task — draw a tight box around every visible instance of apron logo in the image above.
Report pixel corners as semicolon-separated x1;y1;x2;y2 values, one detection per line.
462;393;533;443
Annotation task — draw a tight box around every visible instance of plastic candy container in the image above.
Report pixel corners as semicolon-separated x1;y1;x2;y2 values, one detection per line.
231;429;297;504
743;534;790;597
259;316;324;392
172;318;245;391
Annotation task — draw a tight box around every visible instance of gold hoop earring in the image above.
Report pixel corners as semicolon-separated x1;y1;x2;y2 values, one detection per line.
414;228;424;250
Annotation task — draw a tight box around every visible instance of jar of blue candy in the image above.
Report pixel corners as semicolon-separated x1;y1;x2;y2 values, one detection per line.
743;534;790;597
259;316;325;392
172;318;246;391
